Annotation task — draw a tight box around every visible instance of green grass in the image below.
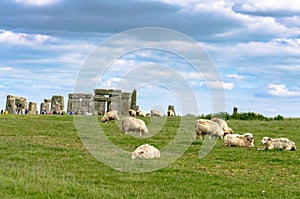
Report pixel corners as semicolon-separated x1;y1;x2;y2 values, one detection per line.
0;115;299;198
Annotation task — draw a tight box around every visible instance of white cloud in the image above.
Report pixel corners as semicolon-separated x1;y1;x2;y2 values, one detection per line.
208;81;234;90
0;67;13;72
236;0;300;13
0;30;55;46
268;83;300;97
227;74;246;80
14;0;60;6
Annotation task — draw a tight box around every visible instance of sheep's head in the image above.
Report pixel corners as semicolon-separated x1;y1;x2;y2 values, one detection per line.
101;116;108;122
244;133;254;141
261;137;270;145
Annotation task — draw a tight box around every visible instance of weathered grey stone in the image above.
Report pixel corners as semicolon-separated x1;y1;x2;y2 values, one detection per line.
92;89;135;116
131;89;137;110
28;102;37;114
6;95;27;114
67;93;95;115
51;95;64;113
40;99;51;113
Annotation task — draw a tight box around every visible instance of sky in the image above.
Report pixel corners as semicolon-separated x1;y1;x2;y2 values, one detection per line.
0;0;300;117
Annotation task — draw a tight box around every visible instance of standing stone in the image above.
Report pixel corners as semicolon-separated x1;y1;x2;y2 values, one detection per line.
233;107;238;114
67;93;94;115
131;89;137;111
51;95;64;113
6;95;27;114
121;92;132;116
28;102;37;114
93;88;136;116
40;99;51;113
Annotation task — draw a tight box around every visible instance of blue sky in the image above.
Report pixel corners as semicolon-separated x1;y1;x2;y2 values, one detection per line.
0;0;300;117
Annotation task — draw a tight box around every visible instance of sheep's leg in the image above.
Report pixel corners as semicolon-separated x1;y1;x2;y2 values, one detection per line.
193;132;197;140
256;147;267;150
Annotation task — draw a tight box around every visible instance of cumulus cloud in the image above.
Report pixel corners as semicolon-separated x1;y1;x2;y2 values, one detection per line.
268;83;300;97
208;81;234;90
14;0;60;6
227;74;246;80
0;30;55;45
233;0;300;16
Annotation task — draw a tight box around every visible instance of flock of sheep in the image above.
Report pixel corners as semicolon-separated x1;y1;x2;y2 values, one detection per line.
100;109;297;159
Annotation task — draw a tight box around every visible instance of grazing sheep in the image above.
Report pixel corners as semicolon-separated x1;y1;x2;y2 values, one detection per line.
122;117;148;136
129;109;137;117
211;118;233;134
194;119;225;140
167;109;175;117
101;110;119;122
257;137;296;151
150;109;162;117
224;133;254;147
131;144;160;159
136;110;146;117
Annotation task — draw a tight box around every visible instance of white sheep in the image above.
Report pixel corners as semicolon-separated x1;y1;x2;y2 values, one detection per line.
129;109;137;117
257;137;296;151
131;144;160;159
224;133;254;147
136;110;146;117
211;118;233;134
101;110;119;122
150;109;162;117
194;119;225;140
121;117;148;136
167;109;175;117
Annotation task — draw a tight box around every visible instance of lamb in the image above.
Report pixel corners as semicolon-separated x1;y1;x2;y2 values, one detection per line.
129;109;137;117
257;137;296;151
136;110;146;117
131;144;160;159
121;117;148;136
224;133;254;147
167;109;175;117
150;109;162;117
194;119;225;140
100;110;119;122
211;118;233;135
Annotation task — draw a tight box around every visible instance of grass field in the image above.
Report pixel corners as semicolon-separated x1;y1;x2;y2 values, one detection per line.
0;115;299;198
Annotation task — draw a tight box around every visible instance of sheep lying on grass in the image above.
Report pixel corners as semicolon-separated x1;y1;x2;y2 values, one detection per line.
194;119;225;140
211;118;233;134
151;109;162;117
131;144;160;159
100;110;119;123
224;133;254;147
257;137;296;151
136;110;146;117
129;109;137;117
121;117;148;136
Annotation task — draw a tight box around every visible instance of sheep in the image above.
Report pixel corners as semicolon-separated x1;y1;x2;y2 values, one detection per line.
101;110;119;122
194;119;225;140
224;133;254;147
131;144;160;159
257;137;296;151
167;109;175;117
129;109;137;117
121;117;148;136
136;110;146;117
211;118;233;135
150;109;162;117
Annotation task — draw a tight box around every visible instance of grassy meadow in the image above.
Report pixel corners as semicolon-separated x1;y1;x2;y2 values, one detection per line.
0;114;299;198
